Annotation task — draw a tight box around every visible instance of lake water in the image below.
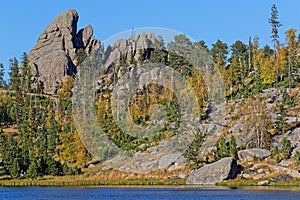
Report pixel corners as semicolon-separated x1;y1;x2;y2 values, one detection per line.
1;186;300;200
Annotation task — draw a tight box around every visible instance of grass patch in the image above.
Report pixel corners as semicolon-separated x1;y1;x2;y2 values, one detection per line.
218;178;300;187
0;178;186;187
217;179;258;186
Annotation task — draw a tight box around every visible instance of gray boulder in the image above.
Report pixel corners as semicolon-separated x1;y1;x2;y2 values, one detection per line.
292;146;300;157
271;128;300;149
238;148;271;161
158;153;181;170
140;160;158;171
186;157;238;185
258;180;269;186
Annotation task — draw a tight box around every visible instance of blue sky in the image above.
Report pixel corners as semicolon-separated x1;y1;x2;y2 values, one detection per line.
1;0;300;79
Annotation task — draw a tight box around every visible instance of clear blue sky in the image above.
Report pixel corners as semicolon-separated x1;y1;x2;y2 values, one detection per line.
1;0;300;79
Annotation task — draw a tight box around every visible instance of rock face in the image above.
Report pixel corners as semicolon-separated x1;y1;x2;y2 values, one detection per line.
238;148;271;161
186;157;238;185
28;9;100;94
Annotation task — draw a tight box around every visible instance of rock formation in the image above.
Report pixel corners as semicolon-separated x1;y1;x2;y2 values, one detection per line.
237;148;271;161
103;32;156;70
28;9;100;94
186;157;238;185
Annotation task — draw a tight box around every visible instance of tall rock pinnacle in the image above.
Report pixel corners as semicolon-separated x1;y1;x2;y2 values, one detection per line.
28;9;100;94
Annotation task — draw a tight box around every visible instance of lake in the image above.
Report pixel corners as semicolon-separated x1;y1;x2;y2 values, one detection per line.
1;186;300;200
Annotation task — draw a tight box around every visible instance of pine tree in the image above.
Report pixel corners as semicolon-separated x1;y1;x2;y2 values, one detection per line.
8;57;20;91
275;103;288;135
285;28;297;88
47;110;59;156
184;130;205;169
210;39;228;67
268;4;282;91
0;63;6;88
229;135;238;159
20;52;32;93
2;136;21;176
214;137;230;160
11;158;20;178
281;137;291;159
228;40;248;86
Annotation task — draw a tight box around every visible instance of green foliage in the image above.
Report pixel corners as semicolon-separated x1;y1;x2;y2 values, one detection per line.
268;4;282;43
27;158;42;178
229;135;238;159
275;103;289;135
281;137;291;159
184;130;206;169
0;63;6;88
214;137;230;160
2;136;21;177
8;57;20;91
271;146;279;158
76;48;87;65
210;39;228;66
11;158;20;178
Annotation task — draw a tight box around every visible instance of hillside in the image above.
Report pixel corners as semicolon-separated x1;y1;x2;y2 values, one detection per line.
0;8;300;186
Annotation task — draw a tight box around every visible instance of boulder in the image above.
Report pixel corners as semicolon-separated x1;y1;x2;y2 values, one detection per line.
292;146;300;157
186;157;238;185
271;128;300;149
158;153;181;170
27;9;100;94
235;130;256;148
238;148;271;161
279;160;291;167
258;180;269;186
140;160;158;171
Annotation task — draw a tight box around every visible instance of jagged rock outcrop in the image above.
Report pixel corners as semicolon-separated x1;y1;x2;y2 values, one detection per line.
186;157;238;185
104;32;156;70
237;148;271;161
28;9;100;94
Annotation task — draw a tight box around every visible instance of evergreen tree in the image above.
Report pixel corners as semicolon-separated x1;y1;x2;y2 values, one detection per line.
0;63;6;88
8;57;20;91
275;103;288;135
47;110;59;156
11;158;21;178
285;28;297;88
228;40;248;86
2;136;21;176
26;158;41;178
214;137;230;160
281;137;291;159
184;130;205;169
20;52;32;93
210;39;228;67
268;4;282;90
193;40;209;53
229;135;238;159
168;34;192;57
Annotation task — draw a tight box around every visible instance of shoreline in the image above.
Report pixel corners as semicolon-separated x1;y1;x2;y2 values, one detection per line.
1;177;300;188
